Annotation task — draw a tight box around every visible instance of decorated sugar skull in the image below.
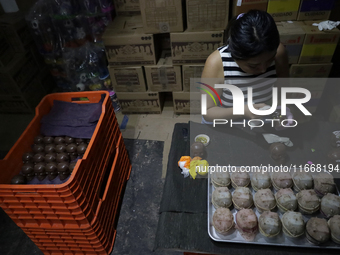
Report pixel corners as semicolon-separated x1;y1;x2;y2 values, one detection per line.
76;83;85;91
269;143;287;163
79;73;87;83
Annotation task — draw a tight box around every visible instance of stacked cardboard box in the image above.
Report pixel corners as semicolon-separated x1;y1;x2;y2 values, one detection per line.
113;0;141;16
297;0;335;21
232;0;269;17
267;0;301;21
106;0;339;115
104;0;228;114
170;0;226;114
0;12;54;113
276;21;305;64
290;21;339;114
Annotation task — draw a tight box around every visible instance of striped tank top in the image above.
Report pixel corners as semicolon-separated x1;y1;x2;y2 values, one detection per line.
219;45;277;107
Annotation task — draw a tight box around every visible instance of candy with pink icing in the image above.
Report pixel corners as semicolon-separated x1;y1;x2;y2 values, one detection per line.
320;193;340;218
235;209;258;241
306;217;330;245
292;172;313;192
271;172;293;190
296;189;320;214
212;187;232;209
313;172;335;197
232;187;253;210
254;189;276;213
281;211;305;238
275;188;297;213
212;208;234;235
328;215;340;244
258;211;281;238
231;172;250;188
251;172;271;191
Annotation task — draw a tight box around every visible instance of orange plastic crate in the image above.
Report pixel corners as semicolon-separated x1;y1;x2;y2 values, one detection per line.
4;135;122;221
24;152;130;254
0;92;124;224
11;137;130;230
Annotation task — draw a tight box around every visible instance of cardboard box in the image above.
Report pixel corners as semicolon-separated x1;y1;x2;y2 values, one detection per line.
290;63;333;77
140;0;184;34
173;91;201;114
232;0;268;17
171;30;224;64
267;0;301;21
186;0;229;31
113;0;141;16
116;92;164;114
0;12;32;53
297;0;334;21
144;55;182;92
277;21;305;64
109;66;147;92
182;64;205;92
102;16;159;66
299;21;340;64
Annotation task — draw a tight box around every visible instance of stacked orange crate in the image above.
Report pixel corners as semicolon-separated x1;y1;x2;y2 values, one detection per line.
0;91;131;254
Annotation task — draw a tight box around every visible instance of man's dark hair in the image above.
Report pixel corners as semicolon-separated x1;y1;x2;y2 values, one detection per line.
226;10;280;60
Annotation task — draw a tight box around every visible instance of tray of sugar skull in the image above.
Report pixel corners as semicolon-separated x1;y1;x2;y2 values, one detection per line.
208;167;340;249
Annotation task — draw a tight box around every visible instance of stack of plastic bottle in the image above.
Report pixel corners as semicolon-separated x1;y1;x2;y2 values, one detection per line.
26;0;114;92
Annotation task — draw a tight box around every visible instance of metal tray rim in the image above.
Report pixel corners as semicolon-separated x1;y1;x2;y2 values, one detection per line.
207;169;340;249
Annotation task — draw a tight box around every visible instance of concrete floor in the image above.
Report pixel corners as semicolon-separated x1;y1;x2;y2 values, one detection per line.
115;101;201;178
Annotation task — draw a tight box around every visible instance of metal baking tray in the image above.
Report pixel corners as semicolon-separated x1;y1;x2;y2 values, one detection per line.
207;168;340;249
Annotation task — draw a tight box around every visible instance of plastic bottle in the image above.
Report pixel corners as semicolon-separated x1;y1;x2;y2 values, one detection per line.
109;90;121;112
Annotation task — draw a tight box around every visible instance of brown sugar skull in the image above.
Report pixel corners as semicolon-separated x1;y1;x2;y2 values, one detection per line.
69;162;77;172
75;138;85;145
32;144;44;154
77;144;87;157
66;143;77;154
190;142;205;158
21;163;35;181
33;153;45;164
43;136;54;144
54;136;65;145
57;162;70;180
45;153;57;163
44;144;56;154
11;175;27;184
34;162;46;181
55;144;67;153
64;136;75;144
46;162;58;181
269;143;287;164
34;135;44;144
56;152;70;163
22;152;34;164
